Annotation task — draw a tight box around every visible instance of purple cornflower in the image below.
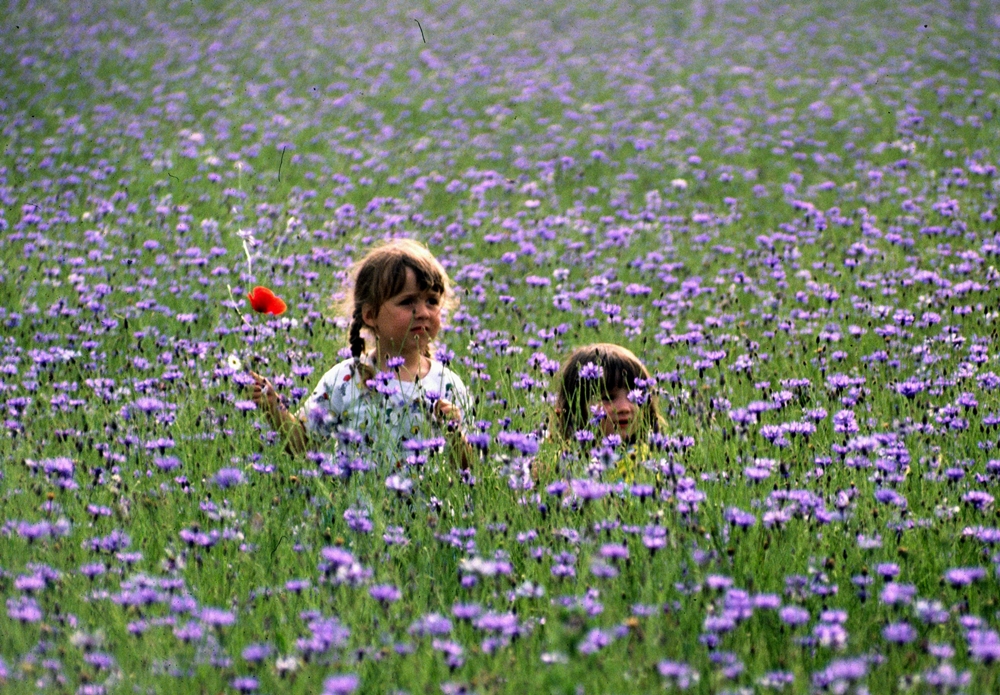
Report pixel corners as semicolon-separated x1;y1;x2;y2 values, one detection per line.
922;663;970;690
578;627;613;654
474;611;520;636
452;603;483;620
883;621;917;644
321;674;359;695
642;526;667;553
833;409;858;434
779;606;810;626
79;563;107;579
724;507;757;528
962;491;994;510
369;584;401;604
551;550;577;578
811;658;867;690
297;616;351;656
943;566;986;587
753;594;781;610
154;456;181;472
757;671;795;690
880;582;917;606
409;613;452;637
242;643;271;663
7;596;43;623
571;478;610;501
319;547;355;571
285;579;311;594
86;529;130;553
383;526;408;546
704;615;737;634
967;629;1000;662
875;563;900;579
874;488;907;508
630;484;654;498
813;618;848;650
173;621;204;642
199;607;236;628
705;575;733;591
40;457;75;478
895;376;927;398
914;600;949;625
14;574;46;593
344;507;373;534
433;638;465;668
598;543;629;561
927;642;955;659
83;652;116;671
385;475;413;495
590;560;619;579
657;661;699;689
231;677;259;693
213;467;244;488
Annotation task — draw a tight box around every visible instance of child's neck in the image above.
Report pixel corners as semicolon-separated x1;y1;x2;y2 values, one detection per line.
375;349;428;382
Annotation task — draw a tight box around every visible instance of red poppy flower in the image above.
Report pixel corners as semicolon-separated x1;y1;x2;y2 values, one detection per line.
247;286;287;315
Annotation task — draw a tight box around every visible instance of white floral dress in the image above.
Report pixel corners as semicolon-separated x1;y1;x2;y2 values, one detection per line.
296;356;471;454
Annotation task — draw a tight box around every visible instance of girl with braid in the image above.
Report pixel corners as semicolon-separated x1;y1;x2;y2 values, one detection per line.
251;239;472;466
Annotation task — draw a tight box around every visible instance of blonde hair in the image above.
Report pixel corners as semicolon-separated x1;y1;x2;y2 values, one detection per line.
345;238;456;361
554;343;663;442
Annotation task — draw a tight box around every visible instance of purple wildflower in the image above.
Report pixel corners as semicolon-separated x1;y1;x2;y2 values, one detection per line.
213;467;244;488
883;621;917;644
369;584;401;604
321;674;359;695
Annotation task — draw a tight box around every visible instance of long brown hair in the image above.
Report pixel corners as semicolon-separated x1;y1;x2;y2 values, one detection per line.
554;343;663;442
344;238;456;364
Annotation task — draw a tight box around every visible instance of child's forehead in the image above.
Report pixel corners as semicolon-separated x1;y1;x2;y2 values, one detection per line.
390;275;441;297
398;265;443;290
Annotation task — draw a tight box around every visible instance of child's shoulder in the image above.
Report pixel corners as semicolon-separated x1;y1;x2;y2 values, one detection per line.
316;357;370;386
428;359;466;384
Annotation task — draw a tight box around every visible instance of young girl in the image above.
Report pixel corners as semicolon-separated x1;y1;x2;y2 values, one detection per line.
552;343;663;478
252;239;472;466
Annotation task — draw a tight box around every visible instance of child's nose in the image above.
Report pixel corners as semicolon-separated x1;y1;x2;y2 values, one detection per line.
614;393;635;414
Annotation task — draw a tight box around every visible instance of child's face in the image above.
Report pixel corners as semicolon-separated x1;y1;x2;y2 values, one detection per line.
363;268;442;357
595;387;638;438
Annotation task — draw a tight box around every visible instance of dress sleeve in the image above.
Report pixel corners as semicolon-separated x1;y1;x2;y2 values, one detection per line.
441;367;473;422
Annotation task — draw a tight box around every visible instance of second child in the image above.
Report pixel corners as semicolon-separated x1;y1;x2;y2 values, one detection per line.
552;343;664;479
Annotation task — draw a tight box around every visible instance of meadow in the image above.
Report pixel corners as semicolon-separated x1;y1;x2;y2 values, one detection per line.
2;0;1000;692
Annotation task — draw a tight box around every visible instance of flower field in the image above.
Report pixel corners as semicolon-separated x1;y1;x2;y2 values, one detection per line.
2;0;1000;692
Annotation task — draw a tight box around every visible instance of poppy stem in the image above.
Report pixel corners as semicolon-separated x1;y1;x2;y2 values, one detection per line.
226;284;253;328
226;283;257;367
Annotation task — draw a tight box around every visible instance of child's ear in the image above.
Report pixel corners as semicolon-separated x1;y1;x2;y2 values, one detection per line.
361;304;377;328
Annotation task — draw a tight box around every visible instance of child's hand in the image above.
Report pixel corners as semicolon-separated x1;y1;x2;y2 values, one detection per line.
434;399;462;431
250;372;279;411
249;371;308;456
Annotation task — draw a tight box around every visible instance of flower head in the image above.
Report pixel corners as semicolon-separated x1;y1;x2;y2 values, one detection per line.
247;286;287;315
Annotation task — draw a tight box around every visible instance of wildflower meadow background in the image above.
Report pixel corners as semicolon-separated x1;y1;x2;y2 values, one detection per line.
2;0;1000;693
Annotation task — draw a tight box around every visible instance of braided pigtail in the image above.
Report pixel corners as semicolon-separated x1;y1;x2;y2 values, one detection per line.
348;305;376;387
348;307;366;359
